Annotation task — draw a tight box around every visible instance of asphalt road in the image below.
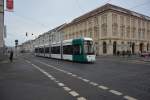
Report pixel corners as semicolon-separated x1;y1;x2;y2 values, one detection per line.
0;53;150;100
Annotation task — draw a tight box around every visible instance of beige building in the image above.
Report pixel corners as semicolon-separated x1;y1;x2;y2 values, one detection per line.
59;3;150;55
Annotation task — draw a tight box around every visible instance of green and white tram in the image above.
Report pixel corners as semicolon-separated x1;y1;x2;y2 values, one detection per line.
34;37;96;62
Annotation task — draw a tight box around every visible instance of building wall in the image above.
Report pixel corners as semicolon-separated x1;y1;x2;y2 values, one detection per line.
60;10;150;55
0;0;4;55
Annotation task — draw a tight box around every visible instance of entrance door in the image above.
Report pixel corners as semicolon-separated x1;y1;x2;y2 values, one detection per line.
113;41;117;55
103;42;107;54
147;43;149;51
132;43;135;54
139;43;144;53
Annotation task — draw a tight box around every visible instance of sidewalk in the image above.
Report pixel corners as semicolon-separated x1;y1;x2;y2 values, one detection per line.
0;54;9;63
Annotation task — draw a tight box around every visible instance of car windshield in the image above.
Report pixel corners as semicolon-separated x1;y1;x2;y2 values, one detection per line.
84;40;94;55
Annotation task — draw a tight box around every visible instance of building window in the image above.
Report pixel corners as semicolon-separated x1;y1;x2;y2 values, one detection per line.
112;23;118;36
112;13;117;24
147;30;150;40
120;15;124;25
101;14;107;37
126;16;130;26
112;13;118;36
94;16;98;26
101;24;107;37
126;26;130;38
138;19;141;28
138;28;141;39
120;15;125;37
120;26;125;37
142;29;145;39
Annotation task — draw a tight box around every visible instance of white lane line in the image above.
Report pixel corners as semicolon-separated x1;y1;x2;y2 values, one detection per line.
58;83;65;87
109;90;123;96
72;74;77;77
37;61;138;100
55;80;59;83
98;85;109;90
50;77;56;80
67;72;73;75
47;74;52;77
78;77;83;80
26;60;87;99
25;60;31;63
77;97;87;100
69;91;79;97
124;96;137;100
82;79;89;82
89;82;98;86
63;87;71;91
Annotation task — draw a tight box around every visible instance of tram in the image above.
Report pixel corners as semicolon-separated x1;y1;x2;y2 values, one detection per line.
34;37;96;62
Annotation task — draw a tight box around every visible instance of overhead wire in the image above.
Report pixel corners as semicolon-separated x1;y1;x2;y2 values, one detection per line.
12;12;49;29
130;0;150;10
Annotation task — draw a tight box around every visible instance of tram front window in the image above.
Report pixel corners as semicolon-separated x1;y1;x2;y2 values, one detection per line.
84;41;94;55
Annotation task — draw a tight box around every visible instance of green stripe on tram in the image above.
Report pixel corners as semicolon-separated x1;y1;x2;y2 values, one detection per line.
72;38;87;62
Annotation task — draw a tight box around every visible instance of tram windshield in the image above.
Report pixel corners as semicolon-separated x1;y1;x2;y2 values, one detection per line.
84;40;94;55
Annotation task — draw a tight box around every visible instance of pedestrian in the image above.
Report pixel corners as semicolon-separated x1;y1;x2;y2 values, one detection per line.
9;50;14;62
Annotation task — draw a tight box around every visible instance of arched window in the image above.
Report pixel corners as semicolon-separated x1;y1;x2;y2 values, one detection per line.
132;43;135;54
147;43;149;51
113;41;117;55
103;42;107;54
139;43;144;53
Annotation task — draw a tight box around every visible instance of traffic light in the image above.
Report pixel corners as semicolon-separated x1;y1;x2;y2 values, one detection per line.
15;40;18;48
26;32;28;37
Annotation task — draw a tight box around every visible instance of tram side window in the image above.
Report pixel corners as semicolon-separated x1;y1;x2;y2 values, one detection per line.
42;48;44;53
35;48;38;53
40;48;44;53
45;47;49;53
73;45;81;55
39;48;42;53
51;46;60;54
63;45;73;54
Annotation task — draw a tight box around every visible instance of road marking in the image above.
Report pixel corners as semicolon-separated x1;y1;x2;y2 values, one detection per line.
67;72;73;75
37;60;138;100
63;87;71;91
58;83;65;87
72;74;77;77
69;91;79;97
78;77;83;80
25;60;31;63
50;77;56;80
124;96;137;100
82;79;89;82
47;75;53;78
89;82;98;86
109;90;122;96
77;97;87;100
98;85;109;90
26;60;86;99
55;80;59;83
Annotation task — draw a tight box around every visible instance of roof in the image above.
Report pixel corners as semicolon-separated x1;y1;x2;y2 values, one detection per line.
64;3;150;27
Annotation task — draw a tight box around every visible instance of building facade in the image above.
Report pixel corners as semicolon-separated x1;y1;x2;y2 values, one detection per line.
21;4;150;56
0;0;4;55
59;4;150;55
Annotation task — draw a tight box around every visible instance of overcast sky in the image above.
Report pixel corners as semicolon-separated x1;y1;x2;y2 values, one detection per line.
4;0;150;46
